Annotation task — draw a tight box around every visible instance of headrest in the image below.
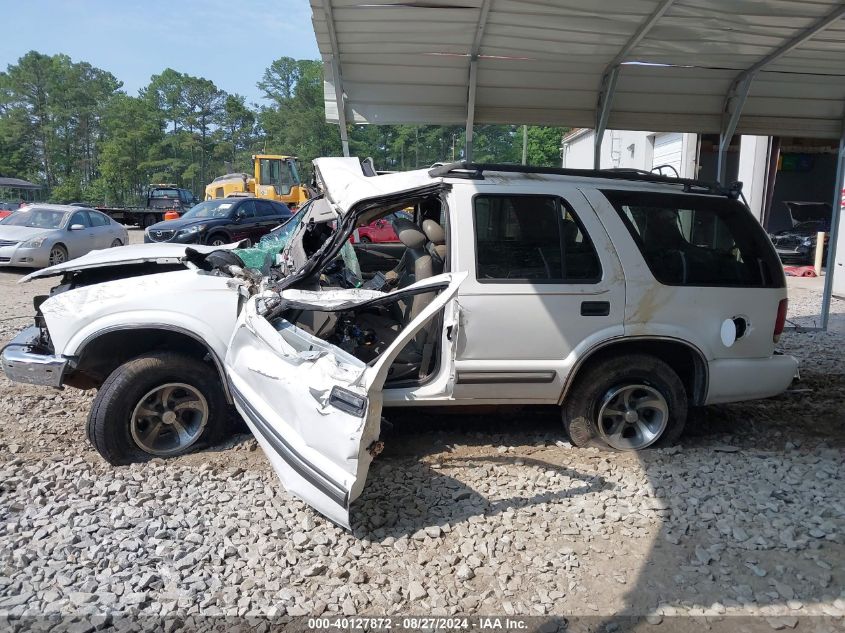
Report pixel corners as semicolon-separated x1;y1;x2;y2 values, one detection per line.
392;218;427;249
561;219;579;244
422;219;445;245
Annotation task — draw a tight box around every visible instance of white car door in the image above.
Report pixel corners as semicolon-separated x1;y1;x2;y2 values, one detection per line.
224;272;465;528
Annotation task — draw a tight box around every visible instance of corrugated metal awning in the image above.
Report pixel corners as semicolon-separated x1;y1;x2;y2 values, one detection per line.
311;0;845;139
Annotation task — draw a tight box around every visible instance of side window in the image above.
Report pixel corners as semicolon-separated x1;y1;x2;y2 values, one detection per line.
603;190;783;287
69;211;90;228
237;200;257;219
88;211;108;227
473;195;601;283
255;200;278;217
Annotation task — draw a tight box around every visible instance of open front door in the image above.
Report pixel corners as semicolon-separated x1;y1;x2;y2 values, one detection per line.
224;272;465;528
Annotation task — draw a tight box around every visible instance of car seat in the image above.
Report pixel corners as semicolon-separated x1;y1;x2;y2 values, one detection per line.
422;219;446;274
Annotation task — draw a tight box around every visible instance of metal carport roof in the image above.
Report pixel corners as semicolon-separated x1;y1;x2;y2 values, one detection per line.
310;0;845;329
311;1;845;147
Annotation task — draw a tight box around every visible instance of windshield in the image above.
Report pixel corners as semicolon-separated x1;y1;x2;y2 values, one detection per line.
235;203;309;271
181;200;235;219
0;208;67;229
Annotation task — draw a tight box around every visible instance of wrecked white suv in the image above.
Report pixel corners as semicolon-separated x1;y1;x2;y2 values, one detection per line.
2;159;797;527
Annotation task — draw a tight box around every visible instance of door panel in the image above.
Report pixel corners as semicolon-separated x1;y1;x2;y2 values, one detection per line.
451;187;625;402
225;272;465;527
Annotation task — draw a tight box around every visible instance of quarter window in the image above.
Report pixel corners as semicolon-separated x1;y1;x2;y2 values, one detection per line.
473;195;601;283
603;190;783;287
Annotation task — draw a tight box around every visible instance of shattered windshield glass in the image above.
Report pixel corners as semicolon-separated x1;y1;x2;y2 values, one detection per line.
235;202;361;280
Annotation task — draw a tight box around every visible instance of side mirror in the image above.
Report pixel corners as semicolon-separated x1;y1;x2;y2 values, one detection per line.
69;224;85;231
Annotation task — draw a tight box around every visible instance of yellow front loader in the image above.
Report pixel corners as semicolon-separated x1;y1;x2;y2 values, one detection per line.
205;154;311;209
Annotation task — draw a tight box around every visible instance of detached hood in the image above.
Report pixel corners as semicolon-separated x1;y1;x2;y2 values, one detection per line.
0;225;57;242
313;157;438;215
20;242;241;282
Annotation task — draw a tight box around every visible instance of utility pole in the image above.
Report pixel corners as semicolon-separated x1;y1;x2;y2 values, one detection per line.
522;125;528;165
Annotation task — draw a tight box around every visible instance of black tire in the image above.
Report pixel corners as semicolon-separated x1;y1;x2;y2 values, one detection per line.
87;352;227;465
359;235;372;243
110;239;123;248
142;214;157;228
563;354;687;451
206;233;228;247
48;244;68;266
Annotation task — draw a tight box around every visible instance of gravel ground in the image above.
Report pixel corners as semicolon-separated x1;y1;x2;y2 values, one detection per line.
0;238;843;631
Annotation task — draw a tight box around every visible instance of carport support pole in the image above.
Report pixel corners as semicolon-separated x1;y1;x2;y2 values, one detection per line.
717;76;753;185
465;57;478;163
820;109;845;330
594;67;619;170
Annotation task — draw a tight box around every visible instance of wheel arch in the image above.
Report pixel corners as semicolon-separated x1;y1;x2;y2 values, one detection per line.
67;325;232;403
560;336;708;406
205;228;231;244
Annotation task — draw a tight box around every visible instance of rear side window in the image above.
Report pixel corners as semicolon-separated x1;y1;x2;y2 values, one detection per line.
473;194;601;283
88;211;109;226
603;190;784;288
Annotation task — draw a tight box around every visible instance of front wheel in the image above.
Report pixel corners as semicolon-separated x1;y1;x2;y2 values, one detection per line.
206;233;228;247
48;244;68;266
87;352;227;465
563;354;687;451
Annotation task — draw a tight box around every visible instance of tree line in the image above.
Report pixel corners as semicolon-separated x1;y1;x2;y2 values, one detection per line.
0;51;568;205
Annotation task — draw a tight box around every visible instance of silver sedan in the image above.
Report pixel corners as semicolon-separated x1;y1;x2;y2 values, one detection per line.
0;204;128;268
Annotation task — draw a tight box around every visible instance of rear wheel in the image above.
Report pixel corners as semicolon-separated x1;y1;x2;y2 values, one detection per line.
87;352;227;465
563;354;687;451
360;235;372;243
48;244;68;266
110;239;123;248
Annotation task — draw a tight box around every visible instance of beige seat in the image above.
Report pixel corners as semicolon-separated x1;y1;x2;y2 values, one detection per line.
422;219;446;274
391;218;434;320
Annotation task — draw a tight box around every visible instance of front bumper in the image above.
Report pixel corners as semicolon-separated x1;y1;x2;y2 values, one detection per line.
144;231;201;244
0;244;49;268
1;326;68;388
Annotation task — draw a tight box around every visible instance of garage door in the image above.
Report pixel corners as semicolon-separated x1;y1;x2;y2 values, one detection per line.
652;133;683;176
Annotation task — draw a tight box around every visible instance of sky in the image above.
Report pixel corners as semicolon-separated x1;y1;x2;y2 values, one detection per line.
0;0;320;105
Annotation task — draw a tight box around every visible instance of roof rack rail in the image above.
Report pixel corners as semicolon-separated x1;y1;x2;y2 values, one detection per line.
427;162;742;199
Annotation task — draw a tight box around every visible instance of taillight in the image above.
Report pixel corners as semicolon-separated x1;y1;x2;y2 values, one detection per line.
773;298;788;342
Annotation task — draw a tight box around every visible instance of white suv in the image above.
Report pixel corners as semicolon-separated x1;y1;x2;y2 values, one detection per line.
1;159;797;527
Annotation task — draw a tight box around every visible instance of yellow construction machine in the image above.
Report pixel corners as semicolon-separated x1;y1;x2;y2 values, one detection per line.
204;154;311;209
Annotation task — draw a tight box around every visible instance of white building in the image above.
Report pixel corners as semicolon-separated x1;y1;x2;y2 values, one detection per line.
561;129;698;180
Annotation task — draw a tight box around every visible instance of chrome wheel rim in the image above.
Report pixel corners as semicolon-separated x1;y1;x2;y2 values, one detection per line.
130;383;208;456
597;384;668;450
210;238;226;246
110;239;122;247
48;247;66;265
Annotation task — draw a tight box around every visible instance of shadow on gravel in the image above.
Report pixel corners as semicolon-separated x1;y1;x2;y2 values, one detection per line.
350;452;607;539
608;371;845;631
353;378;845;630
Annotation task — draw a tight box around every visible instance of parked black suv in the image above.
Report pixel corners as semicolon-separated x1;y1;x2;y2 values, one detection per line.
144;197;292;246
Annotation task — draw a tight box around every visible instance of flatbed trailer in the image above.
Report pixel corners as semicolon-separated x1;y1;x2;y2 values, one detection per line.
96;185;198;228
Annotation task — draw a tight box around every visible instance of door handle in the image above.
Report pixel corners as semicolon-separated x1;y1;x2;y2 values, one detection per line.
581;301;610;316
